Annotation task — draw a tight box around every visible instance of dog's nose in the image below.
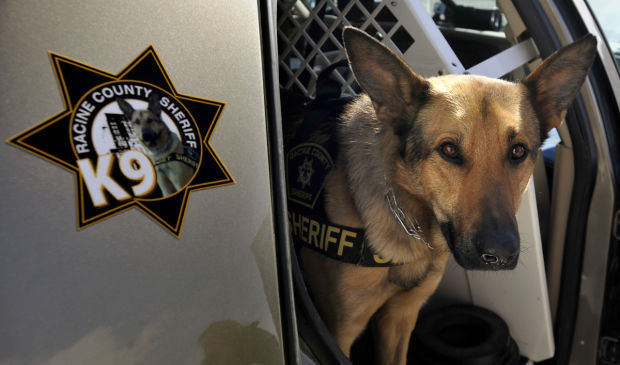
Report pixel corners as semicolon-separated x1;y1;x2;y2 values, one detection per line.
481;252;500;264
142;130;158;143
476;230;520;269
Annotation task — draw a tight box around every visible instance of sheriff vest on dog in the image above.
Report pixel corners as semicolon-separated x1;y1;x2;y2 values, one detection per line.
286;27;597;365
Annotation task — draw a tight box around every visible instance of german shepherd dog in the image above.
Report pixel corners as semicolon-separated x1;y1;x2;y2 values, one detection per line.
300;27;596;364
117;94;196;197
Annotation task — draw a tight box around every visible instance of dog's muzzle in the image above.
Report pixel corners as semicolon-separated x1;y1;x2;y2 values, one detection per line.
441;220;520;271
141;130;160;146
475;228;519;269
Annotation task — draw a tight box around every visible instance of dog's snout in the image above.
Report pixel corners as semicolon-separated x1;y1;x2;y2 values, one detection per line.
142;130;159;143
479;247;518;266
142;130;157;141
477;229;519;269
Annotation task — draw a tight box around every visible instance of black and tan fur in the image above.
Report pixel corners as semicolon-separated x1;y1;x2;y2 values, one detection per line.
300;27;597;364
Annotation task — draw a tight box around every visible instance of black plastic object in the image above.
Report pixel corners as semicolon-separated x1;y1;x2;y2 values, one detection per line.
409;305;520;365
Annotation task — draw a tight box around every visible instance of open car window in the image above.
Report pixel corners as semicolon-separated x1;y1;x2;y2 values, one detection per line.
588;0;620;68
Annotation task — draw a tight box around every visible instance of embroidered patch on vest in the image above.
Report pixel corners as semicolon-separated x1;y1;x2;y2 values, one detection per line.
286;143;334;209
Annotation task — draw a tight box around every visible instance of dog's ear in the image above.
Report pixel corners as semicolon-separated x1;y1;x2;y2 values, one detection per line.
343;27;428;126
117;97;134;120
148;93;162;116
523;35;597;133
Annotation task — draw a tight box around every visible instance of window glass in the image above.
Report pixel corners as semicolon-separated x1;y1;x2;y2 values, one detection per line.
587;0;620;67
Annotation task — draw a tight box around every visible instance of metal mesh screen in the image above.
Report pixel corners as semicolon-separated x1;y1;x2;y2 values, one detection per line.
277;0;418;98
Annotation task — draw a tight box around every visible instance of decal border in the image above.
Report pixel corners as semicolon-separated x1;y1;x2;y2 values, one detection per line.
7;46;235;237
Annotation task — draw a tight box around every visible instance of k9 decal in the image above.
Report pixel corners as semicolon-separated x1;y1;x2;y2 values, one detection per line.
8;47;234;237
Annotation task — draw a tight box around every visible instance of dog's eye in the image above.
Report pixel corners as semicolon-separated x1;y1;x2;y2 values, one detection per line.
438;142;463;164
441;143;458;157
509;144;528;163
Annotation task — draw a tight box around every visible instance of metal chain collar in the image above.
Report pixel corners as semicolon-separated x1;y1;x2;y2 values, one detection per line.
385;186;435;250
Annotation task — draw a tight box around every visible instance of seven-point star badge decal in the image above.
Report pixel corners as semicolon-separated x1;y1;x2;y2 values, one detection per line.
7;46;234;237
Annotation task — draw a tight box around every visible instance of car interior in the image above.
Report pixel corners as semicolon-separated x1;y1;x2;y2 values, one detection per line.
273;1;619;364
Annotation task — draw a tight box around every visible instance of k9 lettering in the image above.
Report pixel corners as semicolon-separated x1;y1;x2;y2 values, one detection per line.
76;150;156;207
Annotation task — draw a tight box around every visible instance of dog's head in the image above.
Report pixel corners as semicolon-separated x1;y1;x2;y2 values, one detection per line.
343;27;596;270
117;94;169;150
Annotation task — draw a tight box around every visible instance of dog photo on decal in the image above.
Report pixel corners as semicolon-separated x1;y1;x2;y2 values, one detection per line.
286;27;597;364
116;93;198;197
72;83;202;203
